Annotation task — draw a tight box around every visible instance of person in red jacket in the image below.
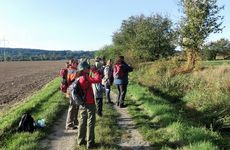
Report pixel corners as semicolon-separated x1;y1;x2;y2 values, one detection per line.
77;61;101;149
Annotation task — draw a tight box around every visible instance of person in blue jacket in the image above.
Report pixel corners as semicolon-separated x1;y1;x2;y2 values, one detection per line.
113;56;133;108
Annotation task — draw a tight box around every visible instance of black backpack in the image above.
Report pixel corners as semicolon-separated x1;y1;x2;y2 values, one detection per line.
18;113;35;132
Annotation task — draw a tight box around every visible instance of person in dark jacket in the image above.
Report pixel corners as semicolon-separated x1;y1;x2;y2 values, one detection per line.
113;56;133;108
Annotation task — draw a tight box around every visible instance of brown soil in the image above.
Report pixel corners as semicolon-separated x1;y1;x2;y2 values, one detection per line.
0;61;65;109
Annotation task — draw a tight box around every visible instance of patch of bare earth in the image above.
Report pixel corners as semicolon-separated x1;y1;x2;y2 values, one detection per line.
0;61;65;110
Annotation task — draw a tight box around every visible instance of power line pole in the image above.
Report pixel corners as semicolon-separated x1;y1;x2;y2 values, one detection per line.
3;38;6;61
1;38;9;61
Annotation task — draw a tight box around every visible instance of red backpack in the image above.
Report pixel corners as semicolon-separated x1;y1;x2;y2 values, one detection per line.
59;68;68;93
113;64;124;79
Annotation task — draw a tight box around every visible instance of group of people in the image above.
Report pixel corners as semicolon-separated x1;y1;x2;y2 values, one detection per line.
63;55;133;149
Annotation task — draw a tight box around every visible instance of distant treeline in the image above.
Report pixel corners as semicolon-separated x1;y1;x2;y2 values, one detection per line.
0;48;96;61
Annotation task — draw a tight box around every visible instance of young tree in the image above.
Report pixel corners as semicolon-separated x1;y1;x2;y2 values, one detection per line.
179;0;224;69
113;14;176;62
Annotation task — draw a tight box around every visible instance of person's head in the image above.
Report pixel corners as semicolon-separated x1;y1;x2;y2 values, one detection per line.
95;61;102;70
95;56;101;62
65;62;70;68
78;61;90;74
115;56;124;64
106;59;113;66
69;59;78;68
69;59;74;64
119;56;124;61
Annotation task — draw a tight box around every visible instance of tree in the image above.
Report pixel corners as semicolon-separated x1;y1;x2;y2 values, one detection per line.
179;0;224;69
113;14;176;62
202;38;230;60
202;43;218;60
5;56;11;61
215;38;230;59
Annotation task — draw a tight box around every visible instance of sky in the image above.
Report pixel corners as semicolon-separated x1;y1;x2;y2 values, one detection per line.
0;0;229;51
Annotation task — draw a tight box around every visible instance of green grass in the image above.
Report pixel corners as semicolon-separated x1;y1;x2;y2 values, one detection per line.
0;78;69;150
75;102;122;150
202;60;230;67
125;81;227;149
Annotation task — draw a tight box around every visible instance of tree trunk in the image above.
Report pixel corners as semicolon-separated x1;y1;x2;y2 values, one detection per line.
186;50;197;70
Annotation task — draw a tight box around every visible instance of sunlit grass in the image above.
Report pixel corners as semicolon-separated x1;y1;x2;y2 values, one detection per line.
0;78;69;150
125;82;226;149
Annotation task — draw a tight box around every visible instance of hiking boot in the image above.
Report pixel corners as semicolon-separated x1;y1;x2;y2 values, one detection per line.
78;140;87;146
108;101;114;105
119;103;126;108
87;143;97;149
97;112;103;117
66;126;77;130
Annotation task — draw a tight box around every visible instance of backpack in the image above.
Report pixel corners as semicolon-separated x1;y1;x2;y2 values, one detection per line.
68;77;86;106
18;113;35;132
59;68;68;93
113;64;124;79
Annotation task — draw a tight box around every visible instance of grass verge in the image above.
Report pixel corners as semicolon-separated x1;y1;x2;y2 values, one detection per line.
125;81;228;149
0;78;69;150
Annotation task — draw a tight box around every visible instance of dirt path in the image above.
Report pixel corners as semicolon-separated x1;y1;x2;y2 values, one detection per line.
40;110;77;150
40;92;152;150
111;92;152;150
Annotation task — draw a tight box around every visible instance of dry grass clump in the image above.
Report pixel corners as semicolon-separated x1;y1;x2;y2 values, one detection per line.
192;65;230;93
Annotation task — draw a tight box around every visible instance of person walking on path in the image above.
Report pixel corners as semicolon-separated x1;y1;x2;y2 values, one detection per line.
77;61;101;149
102;59;114;104
92;57;104;117
113;56;133;108
66;59;80;130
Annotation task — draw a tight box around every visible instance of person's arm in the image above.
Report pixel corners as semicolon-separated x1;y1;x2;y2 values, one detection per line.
87;70;102;83
123;62;133;72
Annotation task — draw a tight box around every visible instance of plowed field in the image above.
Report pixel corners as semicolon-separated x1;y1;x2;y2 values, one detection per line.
0;61;65;109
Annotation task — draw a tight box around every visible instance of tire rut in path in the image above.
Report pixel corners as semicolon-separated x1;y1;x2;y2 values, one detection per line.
111;92;152;150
